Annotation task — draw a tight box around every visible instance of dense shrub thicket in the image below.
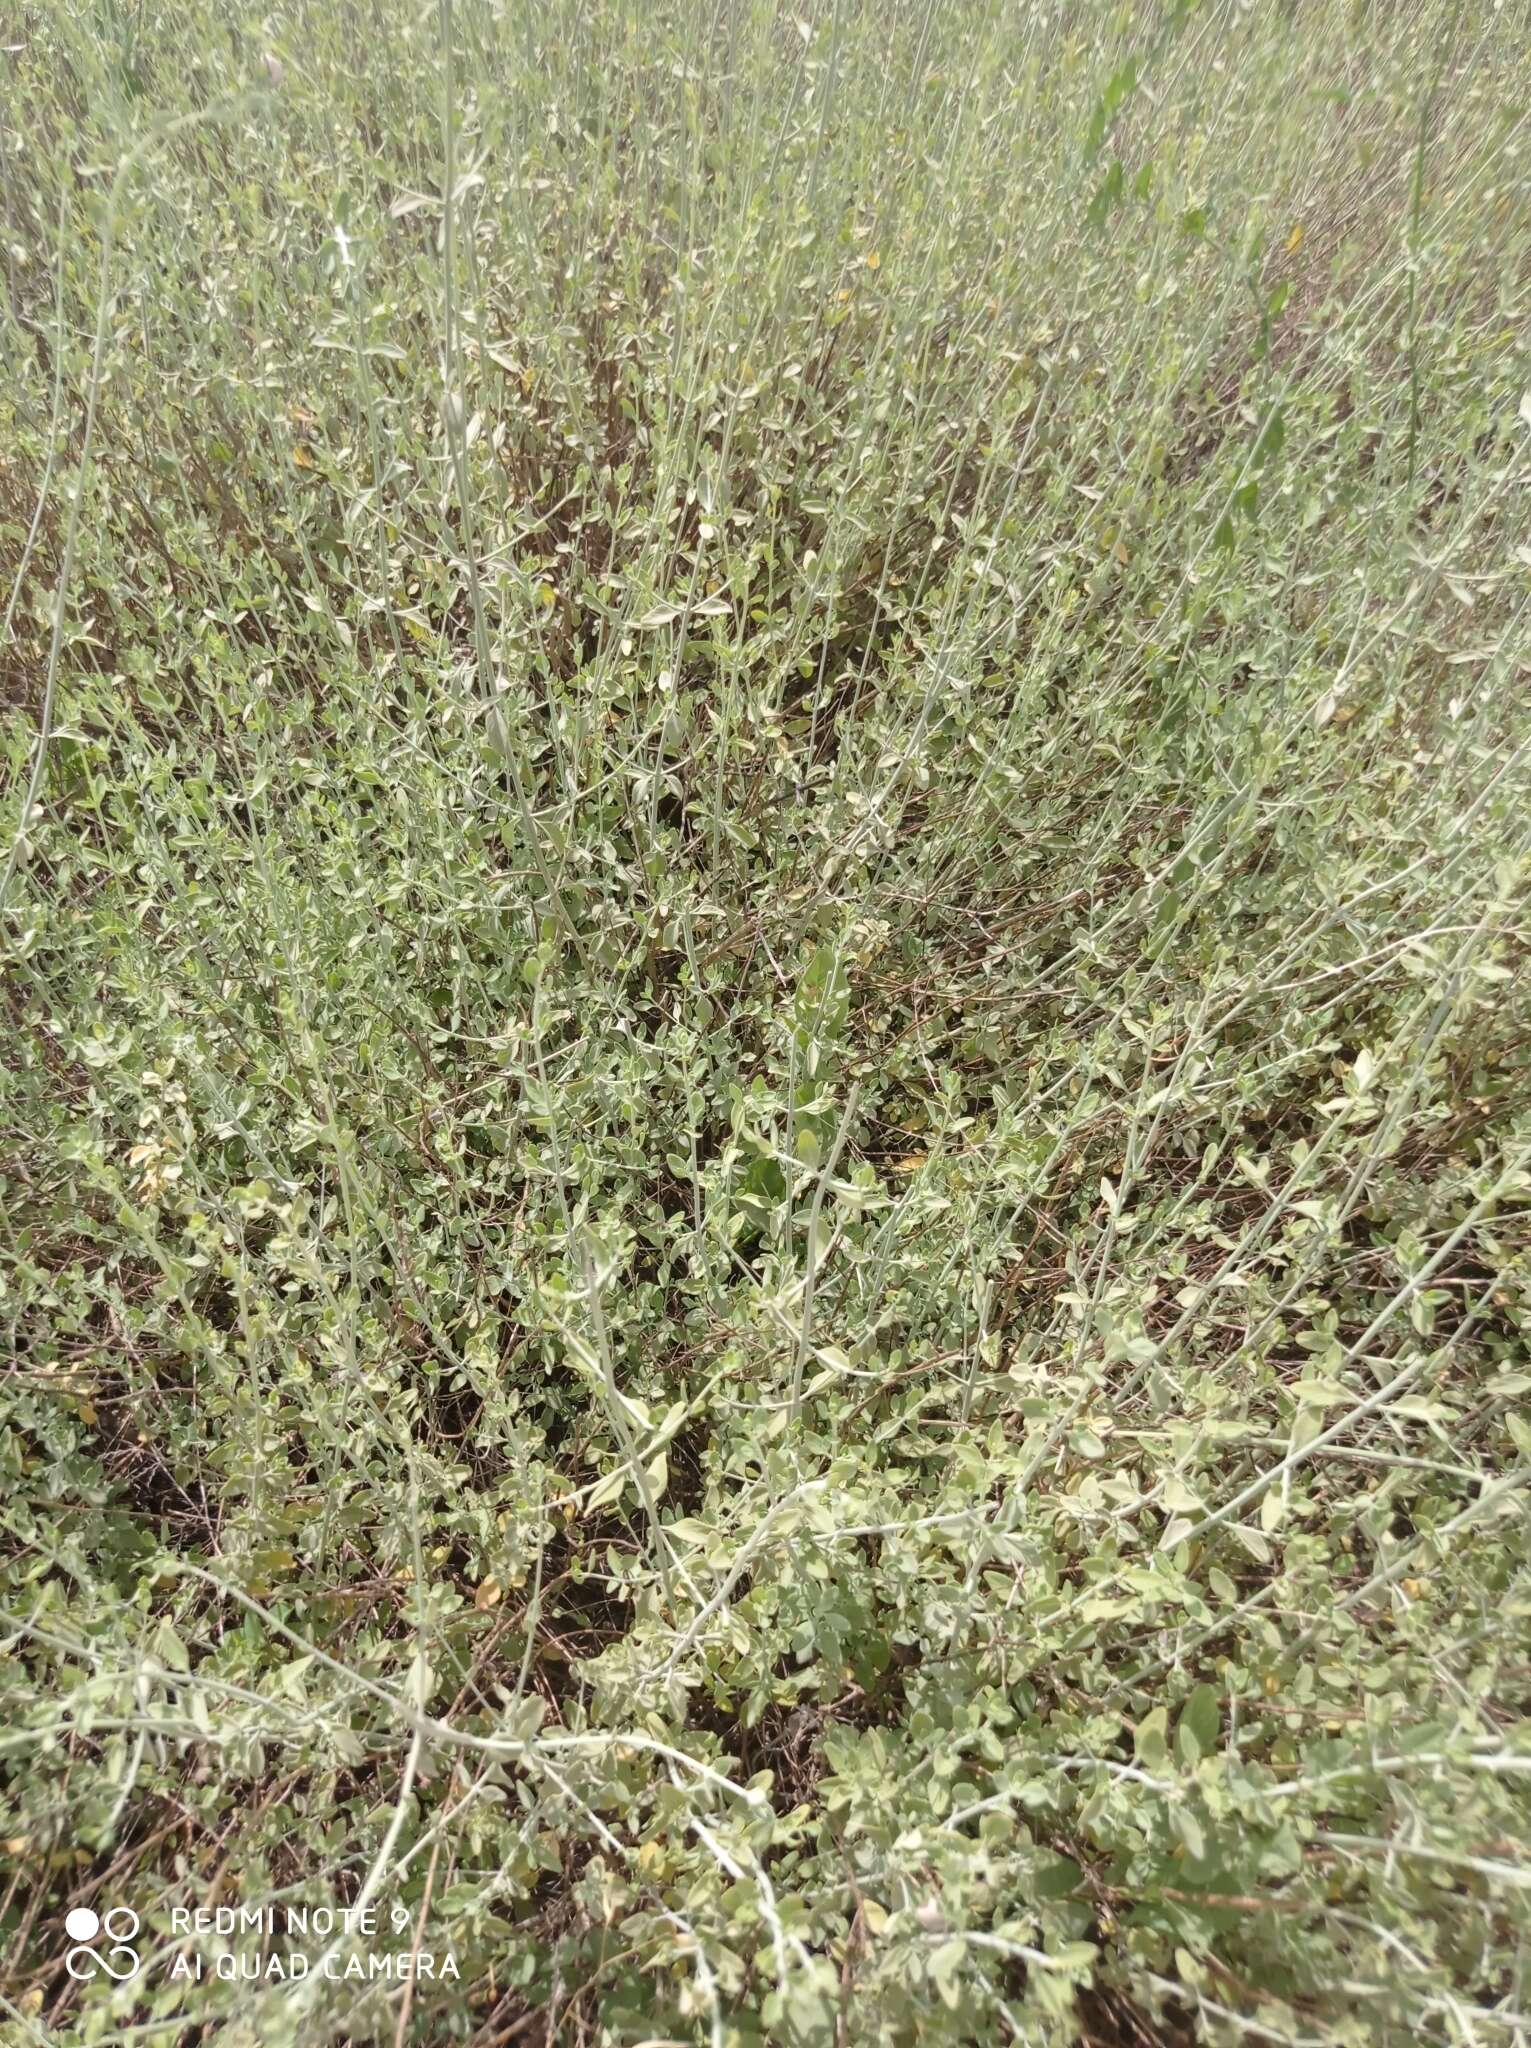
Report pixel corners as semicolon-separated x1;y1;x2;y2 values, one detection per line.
2;0;1528;2041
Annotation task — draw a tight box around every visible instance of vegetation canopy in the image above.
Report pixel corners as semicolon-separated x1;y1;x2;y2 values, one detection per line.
1;0;1528;2041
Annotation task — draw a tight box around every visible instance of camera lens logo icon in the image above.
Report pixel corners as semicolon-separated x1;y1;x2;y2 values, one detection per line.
65;1906;142;1981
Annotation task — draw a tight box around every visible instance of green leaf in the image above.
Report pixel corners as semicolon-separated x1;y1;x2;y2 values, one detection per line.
586;1467;629;1511
1171;1804;1206;1861
1033;1854;1083;1899
930;1937;967;2008
1085;57;1138;157
152;1618;190;1673
1253;407;1286;469
1087;158;1125;229
1180;1683;1221;1760
1134;1705;1170;1770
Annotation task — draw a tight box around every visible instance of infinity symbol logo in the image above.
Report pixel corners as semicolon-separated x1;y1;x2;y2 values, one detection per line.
65;1906;142;1982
